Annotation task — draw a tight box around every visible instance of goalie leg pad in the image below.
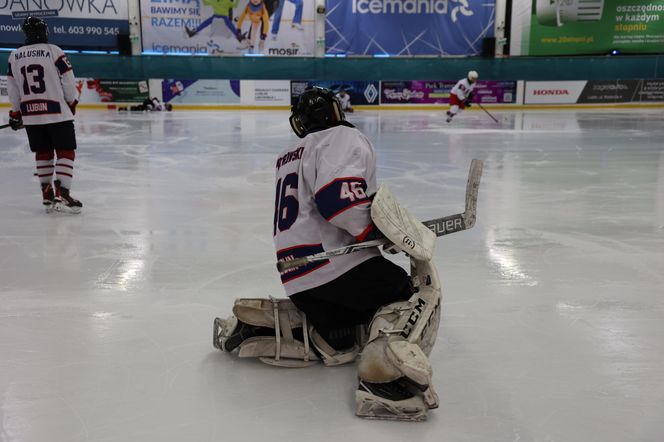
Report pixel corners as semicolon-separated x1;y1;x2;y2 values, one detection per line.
215;297;319;368
356;260;442;417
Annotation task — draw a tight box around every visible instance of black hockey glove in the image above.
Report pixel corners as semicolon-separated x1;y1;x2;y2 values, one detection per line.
464;92;474;108
9;110;23;130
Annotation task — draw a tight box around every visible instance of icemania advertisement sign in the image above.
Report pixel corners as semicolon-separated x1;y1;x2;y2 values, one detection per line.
142;0;315;56
325;0;496;55
0;0;129;48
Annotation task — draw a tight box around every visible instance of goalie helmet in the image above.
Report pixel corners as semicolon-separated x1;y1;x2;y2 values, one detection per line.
467;70;479;83
289;87;346;138
22;16;49;45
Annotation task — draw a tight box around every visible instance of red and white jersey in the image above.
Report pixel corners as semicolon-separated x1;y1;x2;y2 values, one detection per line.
274;124;381;296
7;43;77;125
451;78;475;101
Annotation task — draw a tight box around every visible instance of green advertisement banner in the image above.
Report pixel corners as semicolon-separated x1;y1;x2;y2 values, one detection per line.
512;0;664;55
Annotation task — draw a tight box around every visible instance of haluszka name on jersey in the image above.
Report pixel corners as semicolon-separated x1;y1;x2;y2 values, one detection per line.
14;49;50;60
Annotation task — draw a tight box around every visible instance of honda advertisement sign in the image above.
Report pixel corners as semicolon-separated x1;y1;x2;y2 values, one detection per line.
325;0;496;56
526;80;664;104
525;81;587;104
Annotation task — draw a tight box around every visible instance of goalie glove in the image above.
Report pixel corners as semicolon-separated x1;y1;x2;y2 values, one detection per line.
8;110;23;130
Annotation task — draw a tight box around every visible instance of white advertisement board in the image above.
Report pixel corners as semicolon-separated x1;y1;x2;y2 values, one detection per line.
241;80;291;106
524;81;587;104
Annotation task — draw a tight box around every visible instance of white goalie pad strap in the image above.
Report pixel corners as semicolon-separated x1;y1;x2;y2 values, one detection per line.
371;184;436;261
238;337;318;368
232;297;305;329
233;297;319;367
310;328;361;366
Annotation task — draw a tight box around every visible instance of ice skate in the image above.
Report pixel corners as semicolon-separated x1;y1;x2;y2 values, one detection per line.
291;23;304;31
41;183;55;213
213;316;273;352
54;180;82;214
446;111;453;123
355;379;428;422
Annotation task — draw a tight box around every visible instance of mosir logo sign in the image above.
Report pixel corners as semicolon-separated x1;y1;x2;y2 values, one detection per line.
525;81;587;104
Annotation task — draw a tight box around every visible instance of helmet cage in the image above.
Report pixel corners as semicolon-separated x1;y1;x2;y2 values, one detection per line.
289;87;345;138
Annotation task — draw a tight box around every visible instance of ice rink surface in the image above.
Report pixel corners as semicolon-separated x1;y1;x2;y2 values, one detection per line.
1;108;663;442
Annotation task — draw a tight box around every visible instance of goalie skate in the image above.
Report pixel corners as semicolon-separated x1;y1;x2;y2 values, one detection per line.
356;380;428;422
213;316;273;352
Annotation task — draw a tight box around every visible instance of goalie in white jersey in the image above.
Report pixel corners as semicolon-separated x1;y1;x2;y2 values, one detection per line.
214;87;443;421
6;17;82;213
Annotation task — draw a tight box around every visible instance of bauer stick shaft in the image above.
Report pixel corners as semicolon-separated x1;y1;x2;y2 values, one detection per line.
276;159;484;273
476;102;499;123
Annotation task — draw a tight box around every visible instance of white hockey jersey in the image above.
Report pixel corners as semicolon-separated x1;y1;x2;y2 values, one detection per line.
451;78;475;101
336;93;352;111
7;43;77;125
274;124;381;296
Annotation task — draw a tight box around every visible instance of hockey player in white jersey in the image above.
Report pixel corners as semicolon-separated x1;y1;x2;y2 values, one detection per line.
446;70;478;123
213;87;442;421
6;17;82;213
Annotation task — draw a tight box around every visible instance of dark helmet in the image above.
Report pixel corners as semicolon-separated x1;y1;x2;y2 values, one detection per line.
289;87;348;138
22;16;49;45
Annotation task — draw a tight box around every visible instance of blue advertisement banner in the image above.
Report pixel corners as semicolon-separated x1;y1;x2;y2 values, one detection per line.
291;80;380;106
0;0;129;48
325;0;496;56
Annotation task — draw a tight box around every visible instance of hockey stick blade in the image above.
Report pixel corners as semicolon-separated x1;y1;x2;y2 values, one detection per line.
276;159;484;273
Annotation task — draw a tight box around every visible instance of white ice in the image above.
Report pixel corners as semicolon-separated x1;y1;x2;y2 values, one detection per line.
1;109;663;442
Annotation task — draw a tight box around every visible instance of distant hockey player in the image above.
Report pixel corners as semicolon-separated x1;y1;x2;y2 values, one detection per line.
213;87;442;421
446;70;479;123
6;17;82;213
336;89;354;113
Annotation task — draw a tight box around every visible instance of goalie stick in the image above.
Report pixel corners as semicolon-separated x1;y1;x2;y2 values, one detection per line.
0;123;11;130
276;159;484;273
